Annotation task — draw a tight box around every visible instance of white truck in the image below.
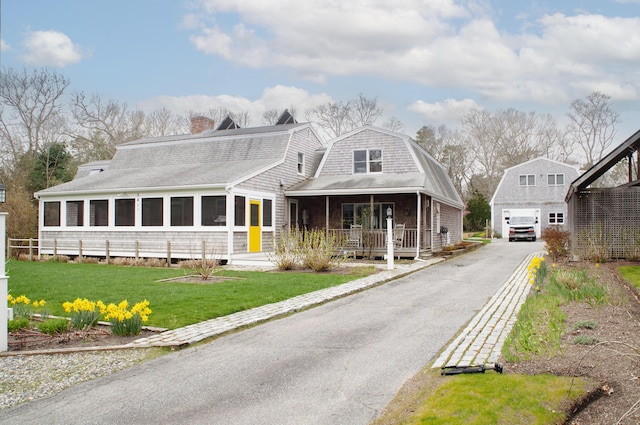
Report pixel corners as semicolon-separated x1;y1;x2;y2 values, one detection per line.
503;209;540;242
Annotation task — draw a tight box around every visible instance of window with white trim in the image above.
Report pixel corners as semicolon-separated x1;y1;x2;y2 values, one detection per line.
547;173;564;186
353;149;382;174
297;152;304;175
519;174;535;186
549;212;564;224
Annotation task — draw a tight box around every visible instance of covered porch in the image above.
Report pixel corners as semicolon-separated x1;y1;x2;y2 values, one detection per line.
285;193;437;259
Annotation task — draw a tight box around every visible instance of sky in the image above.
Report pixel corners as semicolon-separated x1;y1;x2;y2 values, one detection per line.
1;0;639;143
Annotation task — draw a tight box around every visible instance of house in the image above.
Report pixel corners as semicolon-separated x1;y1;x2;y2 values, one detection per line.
35;111;324;261
35;117;464;261
566;129;640;260
285;126;465;257
490;157;580;239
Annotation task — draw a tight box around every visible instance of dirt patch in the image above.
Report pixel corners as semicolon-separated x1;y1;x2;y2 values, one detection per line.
159;275;245;284
8;325;160;353
373;262;640;425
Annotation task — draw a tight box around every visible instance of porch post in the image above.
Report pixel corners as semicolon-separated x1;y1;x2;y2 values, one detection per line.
416;192;421;259
325;196;329;233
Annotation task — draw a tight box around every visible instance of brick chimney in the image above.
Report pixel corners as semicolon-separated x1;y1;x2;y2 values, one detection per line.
190;116;216;134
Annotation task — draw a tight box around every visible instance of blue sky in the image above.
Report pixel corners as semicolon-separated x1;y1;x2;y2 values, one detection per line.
1;0;639;141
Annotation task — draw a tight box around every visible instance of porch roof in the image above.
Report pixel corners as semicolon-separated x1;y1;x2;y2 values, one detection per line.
285;173;465;208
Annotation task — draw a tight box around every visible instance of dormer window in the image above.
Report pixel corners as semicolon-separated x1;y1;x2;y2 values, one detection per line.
354;149;382;174
547;173;564;186
519;174;535;186
297;152;305;175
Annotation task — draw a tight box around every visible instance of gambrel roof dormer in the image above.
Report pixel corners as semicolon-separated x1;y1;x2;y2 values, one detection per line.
285;126;463;208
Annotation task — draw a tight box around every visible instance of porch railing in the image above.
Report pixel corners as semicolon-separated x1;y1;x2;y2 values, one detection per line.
328;228;428;250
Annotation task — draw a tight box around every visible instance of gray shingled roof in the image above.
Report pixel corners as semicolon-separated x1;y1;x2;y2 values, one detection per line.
37;123;304;195
285;127;464;208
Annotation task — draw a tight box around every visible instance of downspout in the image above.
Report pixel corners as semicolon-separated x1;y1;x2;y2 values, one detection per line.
415;191;421;259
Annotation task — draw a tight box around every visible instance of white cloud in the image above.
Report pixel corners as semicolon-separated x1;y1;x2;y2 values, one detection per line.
185;1;640;104
408;98;481;127
1;39;10;52
20;30;89;67
137;85;333;125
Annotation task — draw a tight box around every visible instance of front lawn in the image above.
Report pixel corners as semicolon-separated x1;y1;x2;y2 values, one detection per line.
7;260;369;329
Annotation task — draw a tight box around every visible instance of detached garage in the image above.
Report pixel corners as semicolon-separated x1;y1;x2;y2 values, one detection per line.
490;157;580;239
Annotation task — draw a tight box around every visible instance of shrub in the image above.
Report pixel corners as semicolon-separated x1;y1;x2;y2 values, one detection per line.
572;335;599;345
572;320;598;331
8;317;31;332
270;231;302;270
542;227;571;261
38;318;69;335
300;229;345;272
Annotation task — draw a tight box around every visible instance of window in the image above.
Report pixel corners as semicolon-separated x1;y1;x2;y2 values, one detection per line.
171;197;193;226
341;203;393;229
547;174;564;186
263;199;273;227
234;196;246;226
115;199;135;226
519;174;535;186
44;202;60;226
90;200;109;226
250;203;260;226
66;201;83;226
142;198;163;226
297;152;304;175
549;212;565;224
353;149;383;174
202;196;226;226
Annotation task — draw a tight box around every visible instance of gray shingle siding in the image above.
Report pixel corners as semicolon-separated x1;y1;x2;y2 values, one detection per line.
318;129;420;176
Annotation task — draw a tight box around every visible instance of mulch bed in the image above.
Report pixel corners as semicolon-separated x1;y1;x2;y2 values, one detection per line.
505;262;640;424
8;325;159;352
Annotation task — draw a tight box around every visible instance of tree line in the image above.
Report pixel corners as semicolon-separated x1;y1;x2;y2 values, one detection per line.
0;66;621;238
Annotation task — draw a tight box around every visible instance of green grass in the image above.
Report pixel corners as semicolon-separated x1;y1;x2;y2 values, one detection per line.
413;373;588;425
618;265;640;290
502;294;565;362
7;260;368;329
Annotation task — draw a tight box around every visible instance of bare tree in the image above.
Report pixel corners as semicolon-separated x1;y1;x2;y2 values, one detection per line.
0;67;70;164
350;93;383;127
382;116;403;133
415;124;469;195
305;101;353;138
306;94;402;138
460;107;561;198
144;107;188;137
567;91;620;167
262;109;280;125
70;92;139;161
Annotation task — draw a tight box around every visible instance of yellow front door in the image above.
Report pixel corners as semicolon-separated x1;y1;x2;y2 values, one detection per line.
249;200;261;252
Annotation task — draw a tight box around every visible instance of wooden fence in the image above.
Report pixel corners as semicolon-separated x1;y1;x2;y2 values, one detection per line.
8;238;222;265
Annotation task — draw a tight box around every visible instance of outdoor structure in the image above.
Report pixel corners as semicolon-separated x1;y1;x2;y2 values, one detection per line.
285;126;465;258
566;129;640;260
34;117;464;261
490;157;580;239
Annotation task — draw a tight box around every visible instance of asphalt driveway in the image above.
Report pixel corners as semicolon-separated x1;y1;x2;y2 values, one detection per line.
1;239;543;425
